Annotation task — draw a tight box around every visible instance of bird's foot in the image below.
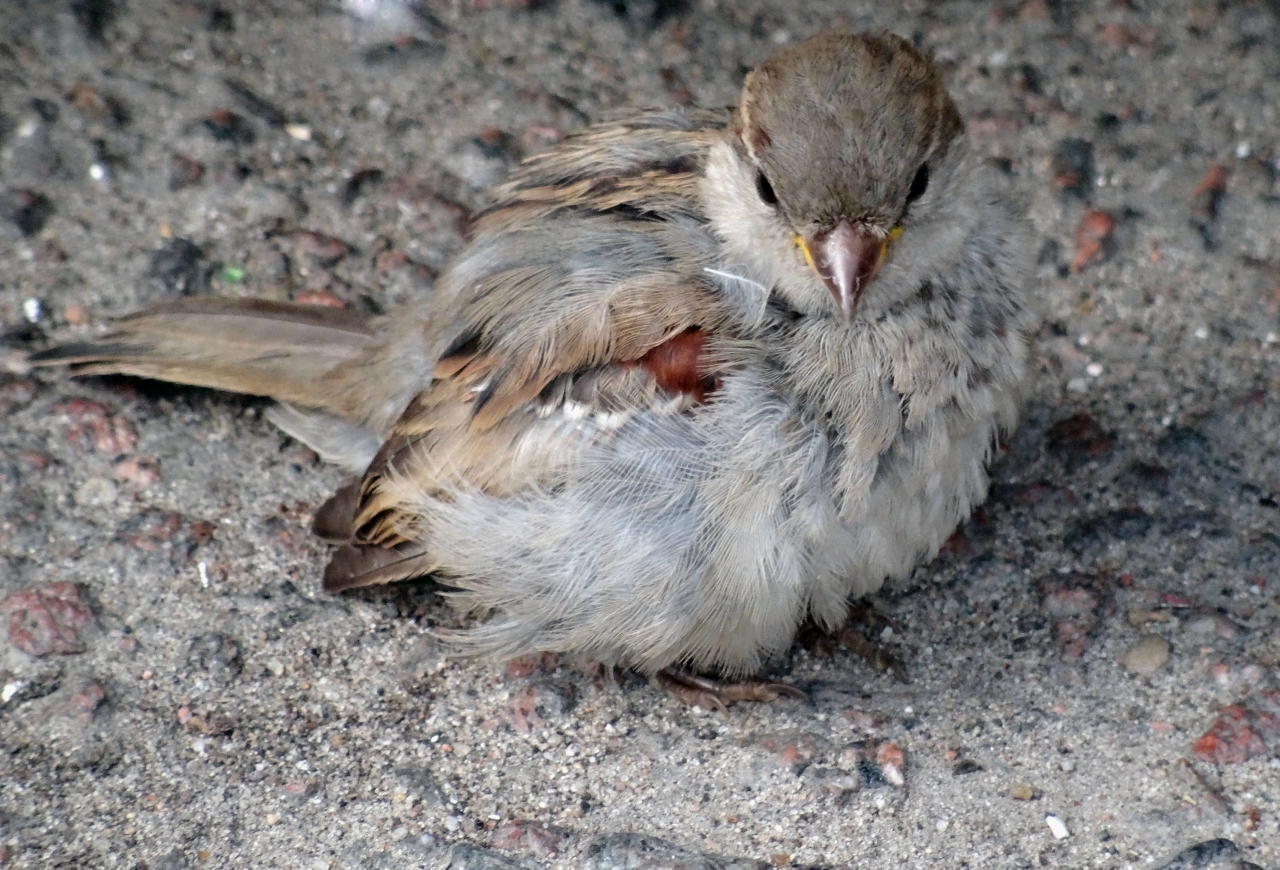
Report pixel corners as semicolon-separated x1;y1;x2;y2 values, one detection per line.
656;668;806;714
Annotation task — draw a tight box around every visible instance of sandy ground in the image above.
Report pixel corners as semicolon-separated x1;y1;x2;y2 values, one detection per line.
1;1;1279;868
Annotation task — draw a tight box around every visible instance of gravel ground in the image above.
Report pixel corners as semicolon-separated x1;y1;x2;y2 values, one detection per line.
1;1;1279;868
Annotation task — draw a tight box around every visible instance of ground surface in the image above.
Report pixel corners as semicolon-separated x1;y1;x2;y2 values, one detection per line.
1;1;1279;868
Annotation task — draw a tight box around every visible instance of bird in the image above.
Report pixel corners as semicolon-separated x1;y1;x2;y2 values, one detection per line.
31;32;1036;708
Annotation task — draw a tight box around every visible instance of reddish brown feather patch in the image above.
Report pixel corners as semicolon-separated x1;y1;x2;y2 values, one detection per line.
749;126;771;151
631;328;718;404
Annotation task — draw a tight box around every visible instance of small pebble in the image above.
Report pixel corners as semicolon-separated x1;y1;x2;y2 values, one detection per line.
1009;782;1036;800
875;742;906;787
1045;814;1070;839
1126;608;1169;625
1186;615;1218;635
2;580;96;655
74;476;119;507
1121;634;1170;676
1070;209;1115;273
1191;164;1229;221
113;456;162;488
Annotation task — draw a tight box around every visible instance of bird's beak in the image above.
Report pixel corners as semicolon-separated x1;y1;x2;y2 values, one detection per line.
797;221;898;322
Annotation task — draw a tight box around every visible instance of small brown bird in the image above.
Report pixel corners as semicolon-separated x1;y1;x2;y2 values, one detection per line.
33;32;1035;706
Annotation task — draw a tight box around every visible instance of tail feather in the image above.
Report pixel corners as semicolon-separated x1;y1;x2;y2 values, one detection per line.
29;298;377;418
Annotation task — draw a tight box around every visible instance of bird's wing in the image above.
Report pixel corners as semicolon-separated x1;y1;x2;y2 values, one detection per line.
322;109;742;590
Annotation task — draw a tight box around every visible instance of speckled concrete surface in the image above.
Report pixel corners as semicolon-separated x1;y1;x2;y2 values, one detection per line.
1;1;1278;868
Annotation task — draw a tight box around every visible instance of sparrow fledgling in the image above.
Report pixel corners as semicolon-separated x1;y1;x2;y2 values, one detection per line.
33;32;1036;705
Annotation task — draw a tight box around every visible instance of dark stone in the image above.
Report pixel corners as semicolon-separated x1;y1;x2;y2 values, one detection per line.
145;238;215;297
185;633;243;680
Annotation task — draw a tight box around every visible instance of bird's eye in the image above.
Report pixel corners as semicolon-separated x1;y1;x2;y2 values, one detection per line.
906;163;929;203
755;170;779;206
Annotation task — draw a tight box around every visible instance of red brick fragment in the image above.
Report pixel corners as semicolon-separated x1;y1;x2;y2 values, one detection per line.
1071;209;1116;273
756;731;830;770
1194;706;1266;763
113;455;161;488
1040;573;1116;659
0;377;37;415
65;82;111;119
505;685;547;736
1192;693;1280;764
189;520;216;546
2;582;95;656
490;821;568;859
506;652;558;678
18;449;54;470
1191;164;1229;223
50;398;136;456
293;290;346;308
67;682;106;724
876;741;906;786
283;779;317;797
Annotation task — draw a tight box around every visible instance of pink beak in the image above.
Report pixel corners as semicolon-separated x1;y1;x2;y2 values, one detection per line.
806;220;890;322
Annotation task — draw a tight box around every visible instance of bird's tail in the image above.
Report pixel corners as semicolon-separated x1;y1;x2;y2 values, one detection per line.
29;297;376;414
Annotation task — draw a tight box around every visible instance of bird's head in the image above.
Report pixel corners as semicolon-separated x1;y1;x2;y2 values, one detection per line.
714;32;964;322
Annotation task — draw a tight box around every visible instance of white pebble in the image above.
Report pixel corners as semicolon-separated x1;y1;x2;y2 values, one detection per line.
1194;326;1209;339
75;477;119;507
1045;814;1070;839
22;298;43;323
1086;363;1103;377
